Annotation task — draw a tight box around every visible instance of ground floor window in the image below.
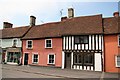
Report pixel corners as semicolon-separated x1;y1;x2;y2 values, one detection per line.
73;52;94;66
48;54;55;64
7;52;20;63
73;53;82;64
84;53;94;65
33;54;38;64
116;55;120;67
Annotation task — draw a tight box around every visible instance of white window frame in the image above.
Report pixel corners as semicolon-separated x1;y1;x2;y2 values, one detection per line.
115;55;120;67
26;40;33;49
12;38;18;46
45;39;52;48
118;35;120;46
47;53;55;64
32;53;39;64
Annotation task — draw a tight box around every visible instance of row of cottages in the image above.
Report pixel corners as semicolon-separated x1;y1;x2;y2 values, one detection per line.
1;8;120;73
0;22;31;64
22;14;103;72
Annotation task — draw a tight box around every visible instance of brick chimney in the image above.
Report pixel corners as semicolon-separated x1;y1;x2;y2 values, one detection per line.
30;16;36;27
113;12;119;17
68;8;74;18
61;16;67;21
3;22;13;28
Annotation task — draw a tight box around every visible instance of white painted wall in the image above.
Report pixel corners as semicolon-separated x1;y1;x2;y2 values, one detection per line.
1;38;22;48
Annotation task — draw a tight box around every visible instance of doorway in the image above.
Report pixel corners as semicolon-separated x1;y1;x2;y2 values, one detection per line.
65;52;71;69
24;53;28;65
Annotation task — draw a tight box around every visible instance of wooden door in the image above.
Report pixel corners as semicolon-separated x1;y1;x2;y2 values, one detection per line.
24;53;28;65
65;52;71;69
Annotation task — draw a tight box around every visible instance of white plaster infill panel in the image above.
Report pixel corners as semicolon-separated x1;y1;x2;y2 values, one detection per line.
95;53;102;71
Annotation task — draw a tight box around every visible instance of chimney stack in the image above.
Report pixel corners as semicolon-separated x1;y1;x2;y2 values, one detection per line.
3;22;13;28
68;8;74;18
61;16;67;21
30;16;36;27
113;12;119;17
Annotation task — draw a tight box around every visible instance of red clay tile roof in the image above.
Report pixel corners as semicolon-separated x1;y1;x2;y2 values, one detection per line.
103;17;120;34
0;26;30;39
22;14;103;39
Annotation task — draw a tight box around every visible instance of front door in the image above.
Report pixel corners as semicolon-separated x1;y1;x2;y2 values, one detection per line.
65;52;71;69
24;53;28;65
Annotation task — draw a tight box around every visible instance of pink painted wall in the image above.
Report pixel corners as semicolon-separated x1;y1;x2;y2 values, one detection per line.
22;38;62;67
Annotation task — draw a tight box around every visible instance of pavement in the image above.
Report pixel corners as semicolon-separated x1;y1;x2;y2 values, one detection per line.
1;64;120;80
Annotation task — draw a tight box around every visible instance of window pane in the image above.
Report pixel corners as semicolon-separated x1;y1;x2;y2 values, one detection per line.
74;55;77;63
117;56;120;61
47;40;51;43
78;55;82;63
28;41;32;44
84;54;88;63
75;36;80;44
80;36;84;43
84;36;88;43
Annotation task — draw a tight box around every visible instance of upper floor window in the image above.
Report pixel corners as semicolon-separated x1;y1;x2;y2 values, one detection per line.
13;39;17;47
45;39;52;48
26;40;33;49
118;35;120;46
75;36;88;44
115;55;120;67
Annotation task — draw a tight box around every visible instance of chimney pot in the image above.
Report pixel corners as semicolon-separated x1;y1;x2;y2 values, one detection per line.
30;16;36;26
68;8;74;18
3;22;13;28
61;16;67;21
113;12;119;17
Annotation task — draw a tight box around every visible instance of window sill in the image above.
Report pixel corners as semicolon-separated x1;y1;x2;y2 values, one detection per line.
115;66;120;68
27;48;33;50
45;47;52;49
32;63;38;64
47;63;55;65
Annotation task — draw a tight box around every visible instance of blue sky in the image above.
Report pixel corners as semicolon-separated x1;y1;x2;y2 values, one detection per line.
0;0;119;28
